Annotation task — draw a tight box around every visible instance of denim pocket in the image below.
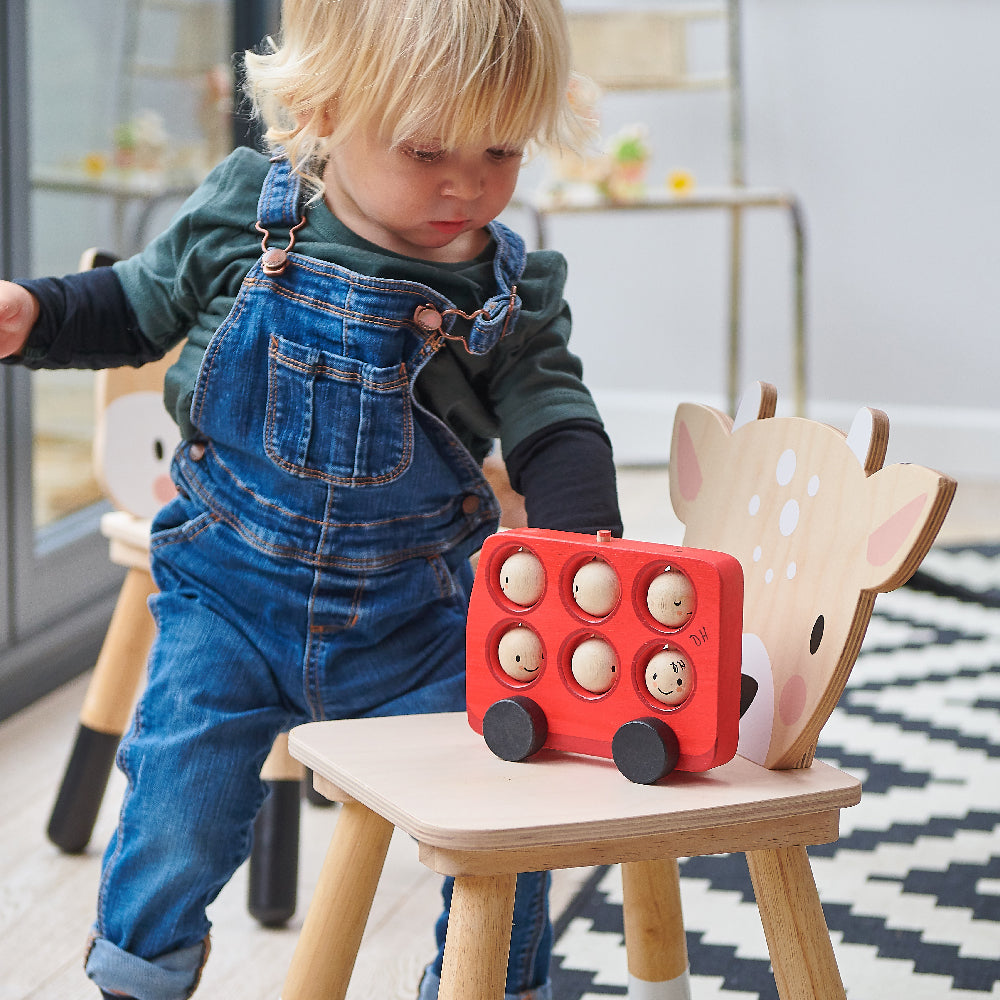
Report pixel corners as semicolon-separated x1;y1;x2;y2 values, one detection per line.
149;480;216;553
265;334;412;484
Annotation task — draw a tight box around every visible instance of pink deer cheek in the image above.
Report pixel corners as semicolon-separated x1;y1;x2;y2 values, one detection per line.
676;421;703;502
778;674;807;727
154;474;178;505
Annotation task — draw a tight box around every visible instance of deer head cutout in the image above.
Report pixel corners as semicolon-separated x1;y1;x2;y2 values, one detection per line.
93;345;183;520
669;382;956;769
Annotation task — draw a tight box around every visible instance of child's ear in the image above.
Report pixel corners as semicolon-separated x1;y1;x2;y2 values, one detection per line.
314;107;336;138
293;103;335;138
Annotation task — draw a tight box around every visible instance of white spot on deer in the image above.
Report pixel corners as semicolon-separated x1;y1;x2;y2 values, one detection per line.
776;449;796;486
779;499;800;536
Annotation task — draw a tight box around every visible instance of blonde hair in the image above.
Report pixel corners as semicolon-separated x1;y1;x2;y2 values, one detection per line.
244;0;590;198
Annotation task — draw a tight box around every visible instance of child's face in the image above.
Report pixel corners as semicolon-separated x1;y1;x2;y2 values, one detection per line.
322;125;523;263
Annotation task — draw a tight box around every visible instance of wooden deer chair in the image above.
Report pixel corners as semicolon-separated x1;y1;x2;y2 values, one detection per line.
279;382;955;1000
45;251;304;925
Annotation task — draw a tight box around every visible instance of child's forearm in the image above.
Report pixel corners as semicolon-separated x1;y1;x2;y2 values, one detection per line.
505;419;623;537
10;268;165;370
0;280;40;358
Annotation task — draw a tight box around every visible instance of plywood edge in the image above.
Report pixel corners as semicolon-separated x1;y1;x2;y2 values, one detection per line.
290;722;861;854
418;809;846;876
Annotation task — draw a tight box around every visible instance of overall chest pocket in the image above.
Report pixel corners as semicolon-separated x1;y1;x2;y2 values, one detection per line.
265;335;413;484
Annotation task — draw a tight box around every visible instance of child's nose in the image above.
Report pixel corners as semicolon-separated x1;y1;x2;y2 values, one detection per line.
442;167;483;200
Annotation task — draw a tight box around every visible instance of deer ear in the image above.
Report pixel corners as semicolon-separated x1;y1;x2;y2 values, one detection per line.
845;406;889;475
670;383;777;521
669;402;732;524
732;381;777;430
859;464;956;592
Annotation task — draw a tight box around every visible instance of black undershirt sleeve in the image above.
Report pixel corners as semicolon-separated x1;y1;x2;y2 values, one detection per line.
504;418;623;537
10;268;624;540
7;267;162;370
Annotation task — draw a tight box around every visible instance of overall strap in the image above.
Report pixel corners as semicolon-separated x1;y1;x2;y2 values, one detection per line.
465;220;527;355
256;154;304;229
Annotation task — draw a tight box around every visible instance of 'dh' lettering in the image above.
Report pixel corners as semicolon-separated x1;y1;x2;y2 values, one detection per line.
689;626;709;647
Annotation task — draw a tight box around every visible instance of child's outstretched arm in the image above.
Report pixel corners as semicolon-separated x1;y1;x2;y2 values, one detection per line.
0;280;39;358
2;267;167;371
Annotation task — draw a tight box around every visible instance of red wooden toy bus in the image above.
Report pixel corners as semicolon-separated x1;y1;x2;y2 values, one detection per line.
466;528;744;783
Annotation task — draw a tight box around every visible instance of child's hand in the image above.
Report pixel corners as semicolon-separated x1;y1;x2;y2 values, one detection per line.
0;280;39;358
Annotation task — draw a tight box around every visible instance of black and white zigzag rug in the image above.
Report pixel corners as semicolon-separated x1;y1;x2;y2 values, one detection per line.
550;544;1000;999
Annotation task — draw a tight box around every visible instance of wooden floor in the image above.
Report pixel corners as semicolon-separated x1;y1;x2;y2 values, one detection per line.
0;671;590;1000
0;468;995;999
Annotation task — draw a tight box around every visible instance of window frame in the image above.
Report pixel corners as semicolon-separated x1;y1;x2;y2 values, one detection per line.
0;0;278;721
0;0;123;720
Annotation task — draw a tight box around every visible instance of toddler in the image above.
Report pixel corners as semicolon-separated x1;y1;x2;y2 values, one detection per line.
0;0;621;997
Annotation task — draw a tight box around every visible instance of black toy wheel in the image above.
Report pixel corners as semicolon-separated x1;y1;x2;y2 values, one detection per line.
612;717;680;784
482;696;548;762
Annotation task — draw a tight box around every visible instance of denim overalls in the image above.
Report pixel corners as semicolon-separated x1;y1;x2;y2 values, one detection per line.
86;158;553;1000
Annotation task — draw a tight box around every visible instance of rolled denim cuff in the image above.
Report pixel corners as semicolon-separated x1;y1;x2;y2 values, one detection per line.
417;966;552;1000
86;935;208;1000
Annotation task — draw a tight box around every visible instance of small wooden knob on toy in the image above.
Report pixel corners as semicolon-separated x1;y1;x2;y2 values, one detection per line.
496;624;544;682
572;558;620;617
644;648;692;707
646;567;695;628
498;549;544;606
570;636;618;694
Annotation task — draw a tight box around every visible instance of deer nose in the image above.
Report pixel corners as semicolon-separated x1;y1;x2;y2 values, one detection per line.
737;633;774;765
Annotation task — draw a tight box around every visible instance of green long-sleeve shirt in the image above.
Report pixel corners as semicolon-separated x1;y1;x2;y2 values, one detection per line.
93;147;603;464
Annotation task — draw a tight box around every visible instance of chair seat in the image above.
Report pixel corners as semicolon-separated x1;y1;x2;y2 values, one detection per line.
289;713;861;876
100;510;153;571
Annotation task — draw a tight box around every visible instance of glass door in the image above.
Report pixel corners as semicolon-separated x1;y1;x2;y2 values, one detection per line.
0;0;250;717
29;0;237;532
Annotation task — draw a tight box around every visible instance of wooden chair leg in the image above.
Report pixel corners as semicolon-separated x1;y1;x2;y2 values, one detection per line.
621;858;691;1000
282;801;394;1000
438;873;517;1000
745;845;846;1000
305;768;336;807
47;567;156;852
249;732;305;926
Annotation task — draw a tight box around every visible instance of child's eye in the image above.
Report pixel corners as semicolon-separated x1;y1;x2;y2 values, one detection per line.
404;145;445;163
488;147;523;162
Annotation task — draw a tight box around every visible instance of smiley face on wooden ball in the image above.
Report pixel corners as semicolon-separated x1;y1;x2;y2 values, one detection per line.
570;636;618;694
572;558;620;617
498;549;545;607
646;567;695;628
644;648;692;707
497;625;544;682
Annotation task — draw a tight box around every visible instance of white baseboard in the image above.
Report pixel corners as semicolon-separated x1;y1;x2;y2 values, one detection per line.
594;388;1000;482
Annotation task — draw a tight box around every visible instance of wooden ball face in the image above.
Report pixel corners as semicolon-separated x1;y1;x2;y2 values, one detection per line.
497;626;544;682
646;569;695;628
570;637;618;694
498;550;545;607
572;559;620;617
644;649;692;706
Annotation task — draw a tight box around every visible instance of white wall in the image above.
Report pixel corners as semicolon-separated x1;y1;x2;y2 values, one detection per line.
30;0;1000;481
511;0;1000;481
